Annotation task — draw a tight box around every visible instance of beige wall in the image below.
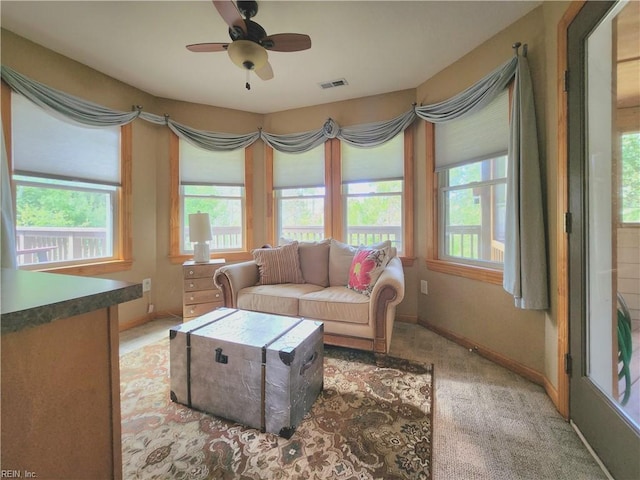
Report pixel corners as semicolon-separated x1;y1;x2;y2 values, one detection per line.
1;1;573;391
413;2;571;385
414;7;548;374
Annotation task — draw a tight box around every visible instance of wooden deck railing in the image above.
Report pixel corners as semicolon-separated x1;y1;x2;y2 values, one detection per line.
17;225;408;265
16;227;109;265
445;225;504;262
282;226;402;251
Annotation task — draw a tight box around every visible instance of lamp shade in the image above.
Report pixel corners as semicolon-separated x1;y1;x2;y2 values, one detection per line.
227;40;268;71
188;212;212;243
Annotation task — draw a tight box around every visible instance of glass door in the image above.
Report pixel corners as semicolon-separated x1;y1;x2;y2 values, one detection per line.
568;1;640;478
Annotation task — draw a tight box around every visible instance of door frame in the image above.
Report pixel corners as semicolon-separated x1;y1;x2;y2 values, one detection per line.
562;2;640;479
557;0;587;420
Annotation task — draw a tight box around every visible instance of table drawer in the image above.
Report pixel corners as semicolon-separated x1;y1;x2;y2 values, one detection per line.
184;290;222;305
184;278;215;292
183;302;222;318
183;264;220;280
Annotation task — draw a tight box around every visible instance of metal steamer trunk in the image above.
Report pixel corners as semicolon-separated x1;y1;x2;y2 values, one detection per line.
170;308;324;438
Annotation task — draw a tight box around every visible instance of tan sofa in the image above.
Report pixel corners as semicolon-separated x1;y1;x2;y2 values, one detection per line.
213;239;405;354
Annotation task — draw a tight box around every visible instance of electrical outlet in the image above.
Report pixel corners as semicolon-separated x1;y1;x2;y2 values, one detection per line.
142;278;151;292
420;280;428;295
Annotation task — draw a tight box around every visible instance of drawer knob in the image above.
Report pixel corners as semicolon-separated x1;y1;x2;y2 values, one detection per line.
190;296;194;301
189;270;194;275
189;308;195;314
190;283;194;288
215;293;220;298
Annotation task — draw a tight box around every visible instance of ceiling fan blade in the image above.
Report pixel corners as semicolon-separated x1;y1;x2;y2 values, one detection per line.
186;42;229;52
213;0;247;37
255;61;274;81
261;33;311;52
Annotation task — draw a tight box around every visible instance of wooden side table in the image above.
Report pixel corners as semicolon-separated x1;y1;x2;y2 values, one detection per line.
182;259;225;320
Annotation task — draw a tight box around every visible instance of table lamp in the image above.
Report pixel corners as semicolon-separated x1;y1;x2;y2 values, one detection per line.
188;212;212;263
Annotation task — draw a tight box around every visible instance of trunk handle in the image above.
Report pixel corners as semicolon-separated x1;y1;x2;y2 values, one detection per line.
300;351;318;375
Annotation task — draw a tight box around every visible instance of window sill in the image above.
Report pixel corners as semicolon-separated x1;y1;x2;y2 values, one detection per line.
425;258;503;285
25;259;133;276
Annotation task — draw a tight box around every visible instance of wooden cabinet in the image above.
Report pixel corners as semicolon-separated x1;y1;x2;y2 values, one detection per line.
183;259;225;319
1;269;142;479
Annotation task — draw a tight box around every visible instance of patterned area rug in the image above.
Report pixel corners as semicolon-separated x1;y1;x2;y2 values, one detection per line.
120;340;433;480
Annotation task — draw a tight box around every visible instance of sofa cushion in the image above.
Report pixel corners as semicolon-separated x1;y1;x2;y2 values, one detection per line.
328;240;357;286
237;283;324;316
348;246;391;296
299;286;370;325
329;239;393;286
280;238;330;287
252;242;305;285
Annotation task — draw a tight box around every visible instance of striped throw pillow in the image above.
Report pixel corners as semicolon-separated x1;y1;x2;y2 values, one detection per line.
252;242;305;285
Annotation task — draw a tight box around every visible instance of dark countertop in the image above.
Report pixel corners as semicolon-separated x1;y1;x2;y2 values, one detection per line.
1;269;142;335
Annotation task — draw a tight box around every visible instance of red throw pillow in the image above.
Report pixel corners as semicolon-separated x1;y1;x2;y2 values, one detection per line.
347;246;390;296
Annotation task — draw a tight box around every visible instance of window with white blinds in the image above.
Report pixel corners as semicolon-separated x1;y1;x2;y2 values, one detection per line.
180;140;244;186
273;145;325;189
435;88;510;269
435;89;509;172
342;133;404;183
11;92;125;268
273;145;326;242
12;93;120;185
340;133;405;253
179;139;245;253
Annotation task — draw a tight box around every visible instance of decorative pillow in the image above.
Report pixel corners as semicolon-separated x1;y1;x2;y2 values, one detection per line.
279;238;331;287
252;242;305;285
347;246;391;296
329;239;392;286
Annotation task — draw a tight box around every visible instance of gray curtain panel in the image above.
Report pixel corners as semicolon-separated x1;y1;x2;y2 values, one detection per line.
1;118;17;268
503;56;549;309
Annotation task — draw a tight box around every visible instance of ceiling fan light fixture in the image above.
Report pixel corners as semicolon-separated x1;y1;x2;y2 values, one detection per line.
227;40;267;71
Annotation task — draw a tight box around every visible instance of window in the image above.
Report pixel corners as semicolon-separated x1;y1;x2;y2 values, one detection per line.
620;131;639;224
9;91;131;272
170;133;253;261
265;129;414;263
272;145;325;242
341;134;405;254
440;155;507;266
427;89;510;282
182;184;244;251
179;140;245;253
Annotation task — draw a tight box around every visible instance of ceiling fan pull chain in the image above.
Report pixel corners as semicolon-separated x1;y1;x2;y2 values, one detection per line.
246;70;251;90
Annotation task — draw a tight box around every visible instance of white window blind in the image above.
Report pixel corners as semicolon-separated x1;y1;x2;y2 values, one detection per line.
12;93;120;185
435;89;509;172
273;145;325;189
342;133;404;183
180;140;244;186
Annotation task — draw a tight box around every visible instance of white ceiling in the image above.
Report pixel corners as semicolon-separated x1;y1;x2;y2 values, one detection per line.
1;1;540;114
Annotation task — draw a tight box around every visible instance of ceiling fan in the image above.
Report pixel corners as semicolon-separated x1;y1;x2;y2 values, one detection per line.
187;0;312;89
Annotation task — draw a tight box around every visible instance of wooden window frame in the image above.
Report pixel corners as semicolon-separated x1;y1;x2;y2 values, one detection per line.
265;127;415;267
1;81;133;275
169;131;254;263
425;88;515;284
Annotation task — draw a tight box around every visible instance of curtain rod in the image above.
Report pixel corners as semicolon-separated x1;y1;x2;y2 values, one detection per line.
512;42;528;57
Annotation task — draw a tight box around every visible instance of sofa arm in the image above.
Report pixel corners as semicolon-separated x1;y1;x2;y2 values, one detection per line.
369;256;405;353
214;261;260;307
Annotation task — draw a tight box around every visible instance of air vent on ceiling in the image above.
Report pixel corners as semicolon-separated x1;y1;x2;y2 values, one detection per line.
319;78;349;90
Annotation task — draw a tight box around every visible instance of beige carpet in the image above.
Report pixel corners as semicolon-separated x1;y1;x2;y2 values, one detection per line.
390;322;608;480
